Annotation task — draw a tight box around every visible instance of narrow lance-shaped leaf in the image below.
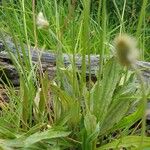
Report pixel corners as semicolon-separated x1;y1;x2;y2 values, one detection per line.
100;81;138;135
97;136;150;150
24;128;71;147
91;58;123;123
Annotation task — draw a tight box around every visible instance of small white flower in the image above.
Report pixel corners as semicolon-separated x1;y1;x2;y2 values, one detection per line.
36;12;49;29
47;124;52;129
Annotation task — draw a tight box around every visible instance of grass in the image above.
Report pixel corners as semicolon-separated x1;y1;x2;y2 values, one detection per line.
0;0;150;149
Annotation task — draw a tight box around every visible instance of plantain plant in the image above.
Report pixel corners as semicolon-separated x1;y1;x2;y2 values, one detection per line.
0;0;150;150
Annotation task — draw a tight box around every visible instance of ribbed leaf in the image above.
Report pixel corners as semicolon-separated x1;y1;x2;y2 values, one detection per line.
50;83;80;125
91;58;123;122
24;128;70;147
100;98;130;135
100;81;138;135
97;136;150;150
0;128;70;149
83;112;100;150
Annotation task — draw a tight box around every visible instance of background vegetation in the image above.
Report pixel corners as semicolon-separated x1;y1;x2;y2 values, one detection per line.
0;0;150;149
1;1;150;58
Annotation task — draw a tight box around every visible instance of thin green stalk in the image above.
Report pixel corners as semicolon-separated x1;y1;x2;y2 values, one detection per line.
22;0;32;67
136;0;148;38
119;0;126;34
97;0;102;25
80;0;91;102
70;0;78;99
54;0;63;122
136;0;148;60
81;0;91;84
99;0;106;78
21;0;36;129
132;64;147;150
32;0;38;48
141;13;146;60
113;0;121;21
54;0;63;67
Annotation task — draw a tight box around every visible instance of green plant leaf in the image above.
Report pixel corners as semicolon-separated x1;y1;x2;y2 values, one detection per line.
50;83;81;125
91;58;123;123
24;128;70;147
100;81;138;135
84;112;97;136
83;112;100;150
97;136;150;150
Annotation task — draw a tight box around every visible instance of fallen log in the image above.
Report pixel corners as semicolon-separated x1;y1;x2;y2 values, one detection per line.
1;38;150;123
0;38;150;86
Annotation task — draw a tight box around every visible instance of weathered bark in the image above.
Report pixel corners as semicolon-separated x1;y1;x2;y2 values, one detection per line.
0;38;150;86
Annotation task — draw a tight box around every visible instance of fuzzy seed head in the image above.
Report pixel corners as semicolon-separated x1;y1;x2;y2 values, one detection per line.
36;12;49;29
113;34;139;66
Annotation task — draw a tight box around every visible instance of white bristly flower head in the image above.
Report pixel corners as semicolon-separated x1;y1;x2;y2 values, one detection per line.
113;34;139;66
36;12;49;29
